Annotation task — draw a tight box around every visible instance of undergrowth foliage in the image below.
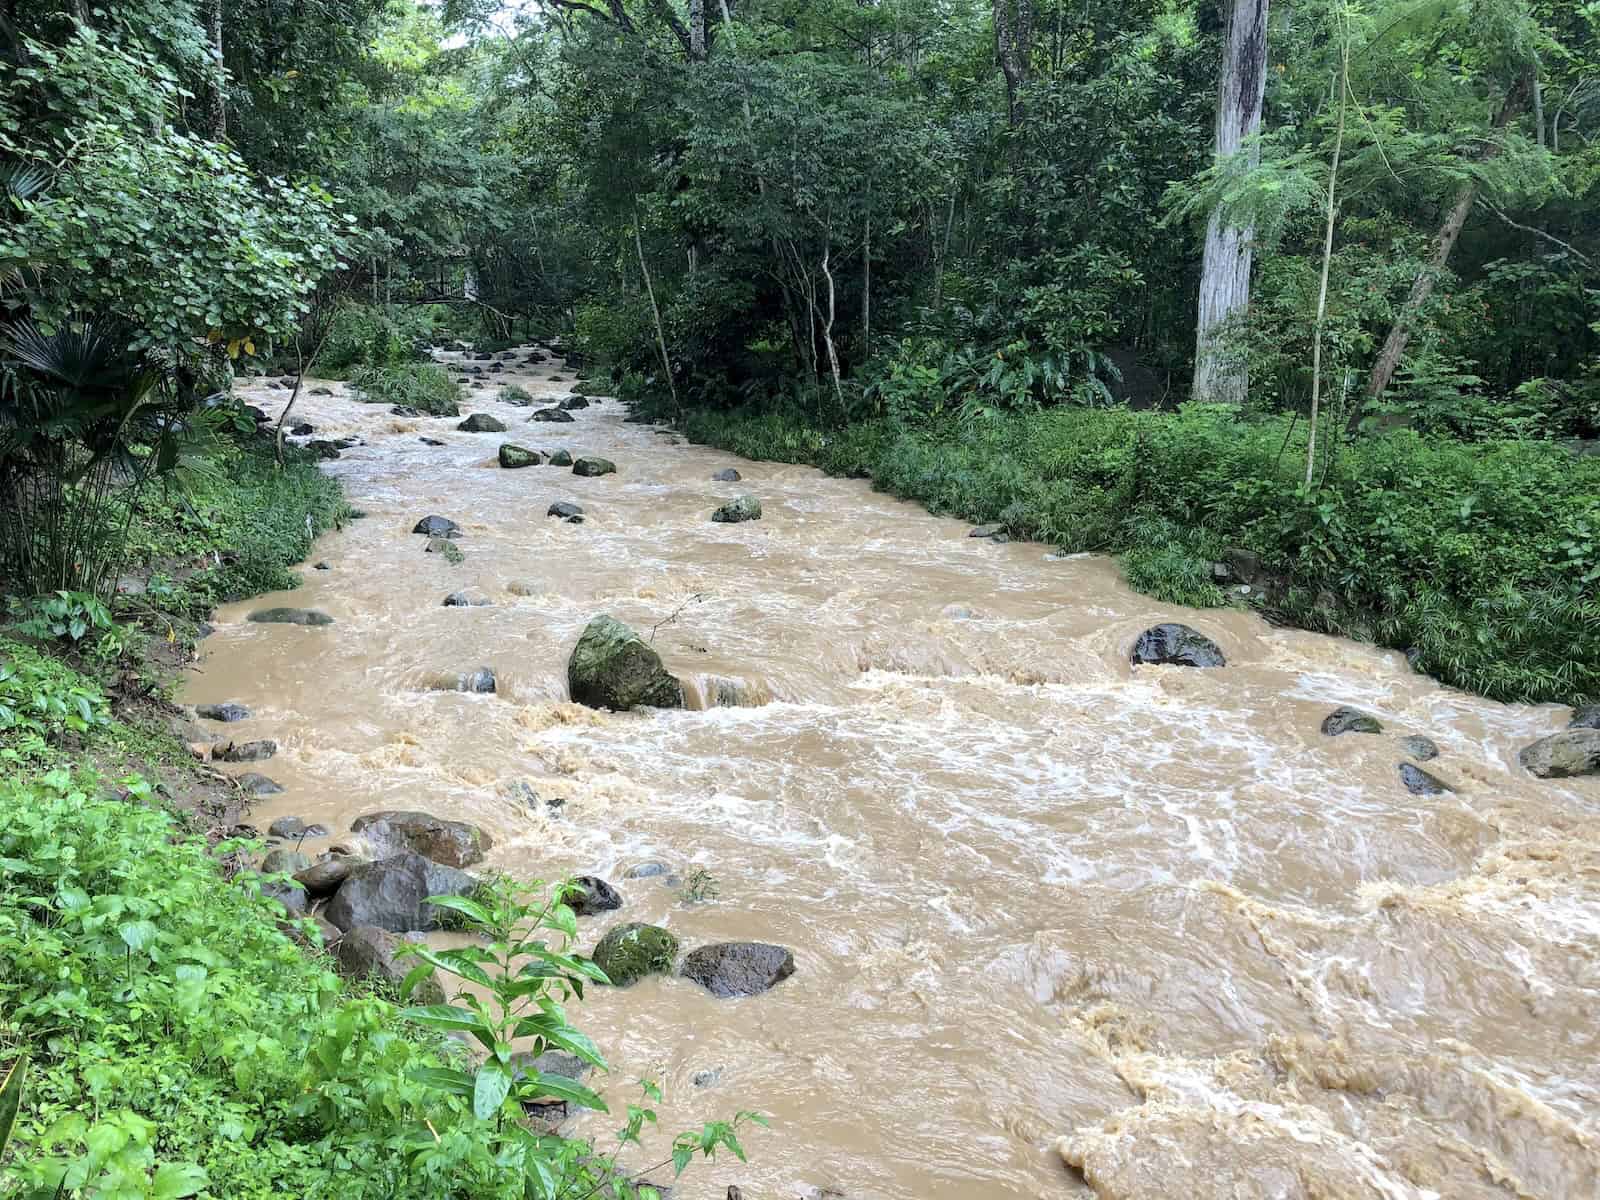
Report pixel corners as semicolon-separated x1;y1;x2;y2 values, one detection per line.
348;364;461;416
662;398;1600;704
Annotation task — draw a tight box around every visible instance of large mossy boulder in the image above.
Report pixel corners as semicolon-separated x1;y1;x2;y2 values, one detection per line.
679;942;795;998
1519;729;1600;779
591;922;679;987
572;457;615;477
458;413;507;433
351;810;493;867
248;607;333;626
711;496;762;524
1321;707;1382;736
498;443;541;468
323;851;478;933
1129;623;1225;668
412;515;461;538
567;615;685;711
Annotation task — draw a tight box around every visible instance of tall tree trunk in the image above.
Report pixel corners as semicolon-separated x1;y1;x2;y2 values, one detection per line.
993;0;1034;127
206;0;225;139
1307;43;1348;487
689;0;706;60
634;204;678;413
1361;73;1532;410
1192;0;1269;407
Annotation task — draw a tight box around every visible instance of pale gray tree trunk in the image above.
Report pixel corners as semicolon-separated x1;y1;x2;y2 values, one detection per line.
1193;0;1269;406
206;0;226;139
689;0;706;60
993;0;1033;127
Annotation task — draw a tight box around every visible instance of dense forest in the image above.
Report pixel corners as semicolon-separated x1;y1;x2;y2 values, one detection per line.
1;0;1598;1196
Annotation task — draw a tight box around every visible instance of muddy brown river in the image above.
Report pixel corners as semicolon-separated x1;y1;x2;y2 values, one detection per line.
186;351;1600;1199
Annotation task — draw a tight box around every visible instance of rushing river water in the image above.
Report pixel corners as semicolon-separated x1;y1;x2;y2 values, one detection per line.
186;350;1600;1200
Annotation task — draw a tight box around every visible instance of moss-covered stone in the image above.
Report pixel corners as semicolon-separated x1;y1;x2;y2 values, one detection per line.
498;443;541;468
710;495;762;523
572;457;615;477
591;922;679;987
545;449;573;467
567;615;684;711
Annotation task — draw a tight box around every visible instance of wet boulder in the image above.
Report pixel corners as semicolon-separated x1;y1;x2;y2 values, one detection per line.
572;457;616;477
1130;623;1226;668
424;537;461;556
547;501;584;521
545;449;573;467
196;702;250;723
323;851;479;933
968;524;1008;542
310;387;333;397
1569;705;1600;730
458;413;507;433
261;848;311;876
289;422;315;436
591;922;679;987
391;404;423;417
248;607;334;626
529;407;575;423
1400;734;1440;762
334;925;445;1005
294;856;355;898
443;591;493;608
214;739;278;763
558;395;590;411
419;436;447;446
562;875;622;916
711;496;762;524
680;942;796;998
1398;762;1452;795
1518;729;1600;779
237;772;284;797
710;468;741;482
568;615;685;711
1321;707;1383;736
413;514;461;537
351;810;493;867
306;440;341;460
268;816;329;839
498;443;542;468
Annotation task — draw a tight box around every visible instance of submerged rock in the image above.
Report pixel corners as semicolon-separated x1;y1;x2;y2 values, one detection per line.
1321;707;1383;736
562;875;622;916
306;440;341;460
391;405;422;417
710;468;741;482
196;702;250;723
236;772;284;796
572;457;616;477
1519;729;1600;779
1400;734;1440;762
324;851;478;933
457;413;507;433
1129;623;1225;668
351;810;493;867
334;925;444;1004
214;739;278;763
568;615;685;711
969;524;1008;542
547;501;584;521
419;436;447;446
248;607;334;626
680;942;795;998
591;922;679;986
711;496;762;524
529;407;575;423
1398;762;1452;795
558;395;590;411
498;443;541;468
623;862;670;880
443;591;493;607
1569;705;1600;730
412;517;461;541
424;537;460;555
545;449;574;467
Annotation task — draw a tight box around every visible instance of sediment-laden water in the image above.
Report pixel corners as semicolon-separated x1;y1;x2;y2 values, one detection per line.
186;351;1600;1199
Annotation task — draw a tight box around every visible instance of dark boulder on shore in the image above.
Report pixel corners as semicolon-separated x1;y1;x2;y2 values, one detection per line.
334;925;445;1004
1519;729;1600;779
1130;623;1226;668
236;772;284;796
680;942;796;998
324;851;479;933
351;810;493;867
591;922;679;986
294;856;355;897
248;607;334;626
1321;707;1382;737
568;615;685;711
412;515;461;538
268;815;329;839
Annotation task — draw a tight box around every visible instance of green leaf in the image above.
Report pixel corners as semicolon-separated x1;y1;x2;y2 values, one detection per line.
524;1071;606;1113
425;894;493;926
151;1162;208;1199
118;919;159;952
0;1055;26;1161
473;1062;512;1121
408;1066;474;1099
400;1004;494;1048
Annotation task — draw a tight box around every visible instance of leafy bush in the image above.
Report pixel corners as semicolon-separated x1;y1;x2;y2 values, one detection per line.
317;304;447;378
499;384;534;405
348;364;460;416
0;639;110;762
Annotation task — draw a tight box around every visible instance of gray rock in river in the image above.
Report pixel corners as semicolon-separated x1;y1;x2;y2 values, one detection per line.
968;524;1009;542
1130;623;1226;668
498;443;541;468
623;861;670;879
1518;729;1600;779
323;851;479;933
572;456;615;477
567;615;685;711
558;395;590;411
294;856;355;897
1400;734;1440;762
196;702;251;723
458;413;507;433
591;922;679;986
711;496;762;524
547;501;584;521
545;449;573;467
261;848;312;876
443;591;493;607
1569;705;1600;730
419;436;447;446
268;816;330;839
680;942;796;998
214;739;278;762
236;772;284;796
351;810;493;867
529;407;575;423
1321;707;1382;736
561;875;622;916
248;607;334;626
334;925;444;1004
710;468;741;482
1398;762;1452;795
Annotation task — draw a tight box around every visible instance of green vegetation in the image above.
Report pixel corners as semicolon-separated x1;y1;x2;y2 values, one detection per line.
349;364;462;416
500;384;535;405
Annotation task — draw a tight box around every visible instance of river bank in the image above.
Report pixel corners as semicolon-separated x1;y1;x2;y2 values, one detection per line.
182;347;1600;1199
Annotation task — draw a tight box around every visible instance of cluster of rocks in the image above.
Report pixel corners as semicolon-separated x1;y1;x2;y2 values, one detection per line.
590;922;795;998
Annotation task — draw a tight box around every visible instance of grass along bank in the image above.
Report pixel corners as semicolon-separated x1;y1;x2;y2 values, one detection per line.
648;399;1600;706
